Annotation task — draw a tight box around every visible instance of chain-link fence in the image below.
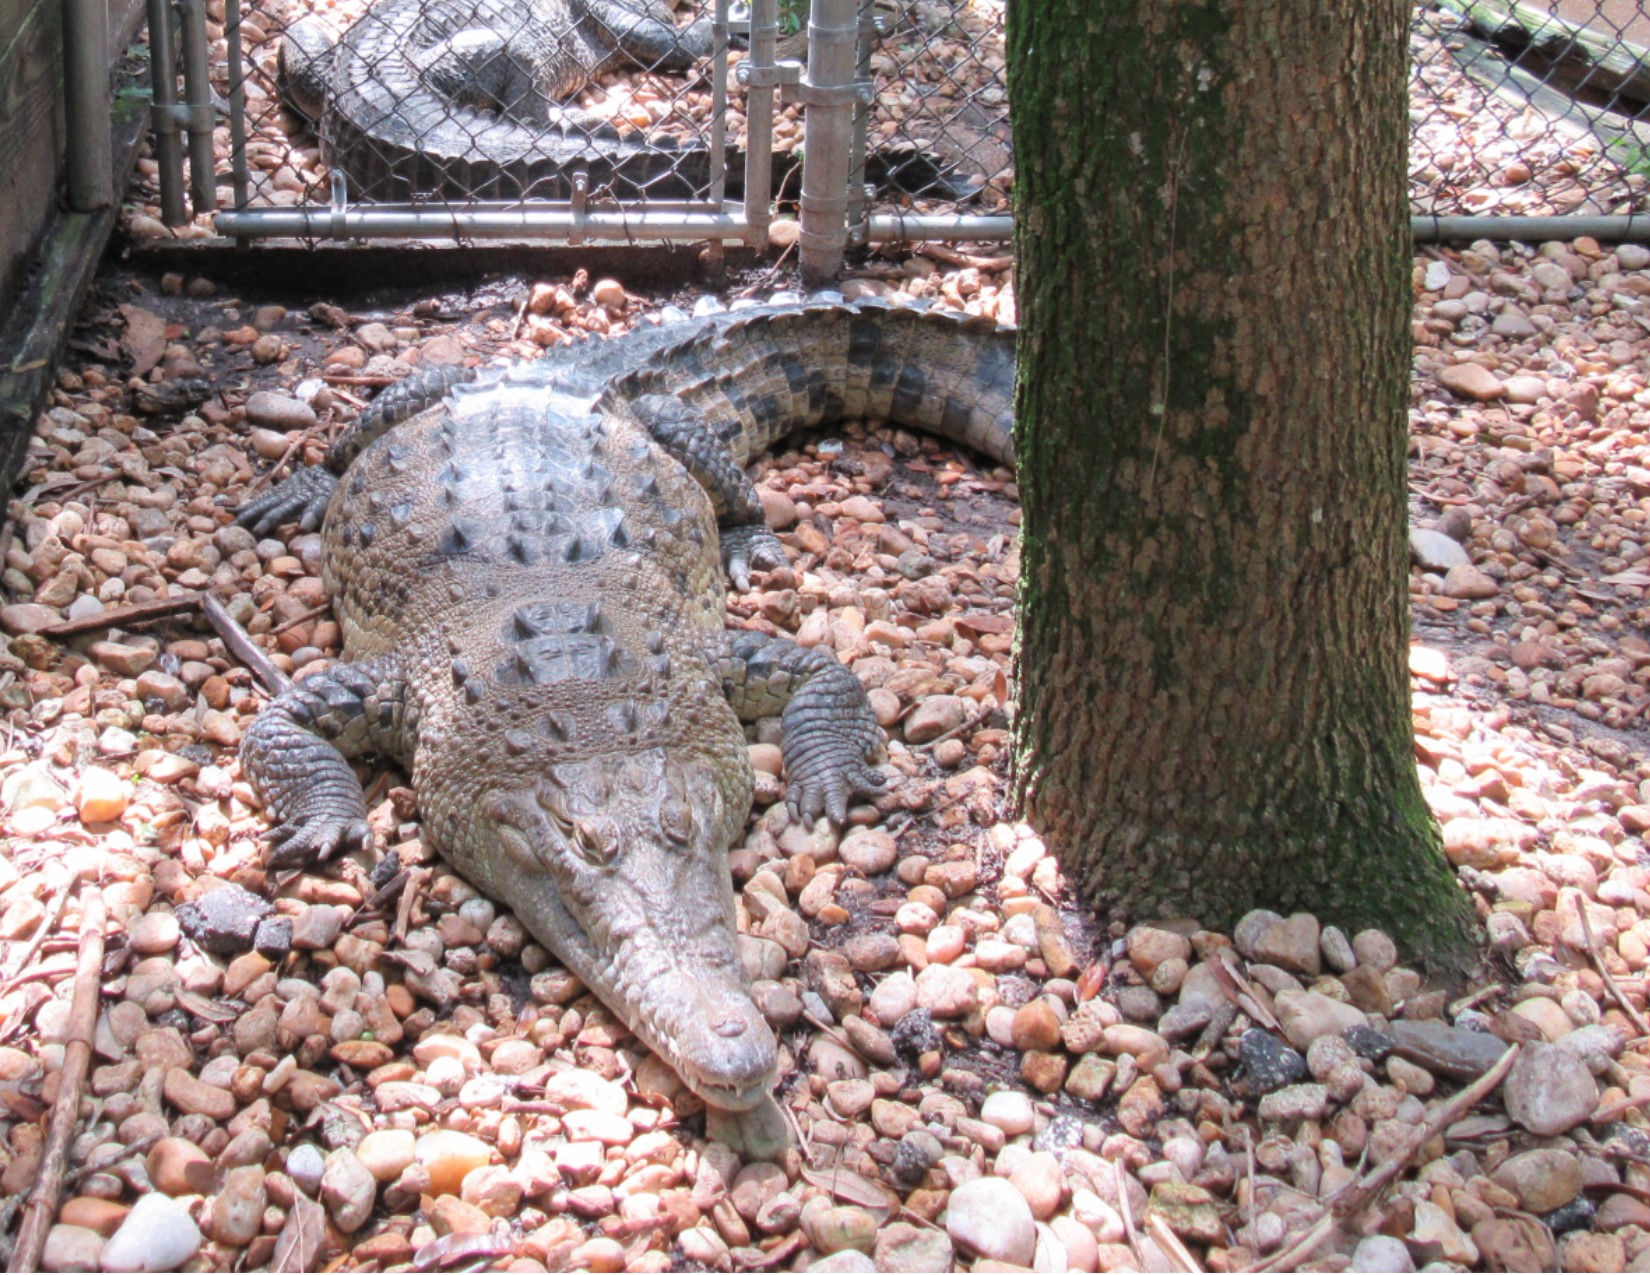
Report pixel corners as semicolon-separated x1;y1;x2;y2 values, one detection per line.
1410;0;1650;219
126;0;1650;260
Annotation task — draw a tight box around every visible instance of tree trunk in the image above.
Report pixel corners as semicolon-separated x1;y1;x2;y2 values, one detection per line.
1008;0;1476;961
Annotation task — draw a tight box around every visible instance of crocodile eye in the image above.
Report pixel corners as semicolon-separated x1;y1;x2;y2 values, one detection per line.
659;796;694;846
574;816;619;863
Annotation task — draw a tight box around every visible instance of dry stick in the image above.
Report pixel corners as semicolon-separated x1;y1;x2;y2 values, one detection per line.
8;887;107;1274
36;591;203;640
63;1132;163;1189
241;429;313;500
1245;1043;1520;1274
1575;894;1650;1037
201;593;292;697
1593;1089;1650;1124
0;884;75;983
1145;1214;1205;1274
270;601;334;637
1114;1159;1144;1271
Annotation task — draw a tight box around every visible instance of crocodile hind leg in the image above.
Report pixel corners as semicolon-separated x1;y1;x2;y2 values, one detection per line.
240;657;411;867
713;630;886;823
632;394;786;590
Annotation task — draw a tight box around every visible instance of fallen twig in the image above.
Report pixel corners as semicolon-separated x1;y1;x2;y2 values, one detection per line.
1145;1214;1205;1273
1592;1088;1650;1124
202;593;292;697
270;602;334;637
9;886;107;1273
1245;1043;1519;1272
242;430;314;500
1575;894;1650;1037
0;884;75;984
36;592;203;640
63;1132;163;1188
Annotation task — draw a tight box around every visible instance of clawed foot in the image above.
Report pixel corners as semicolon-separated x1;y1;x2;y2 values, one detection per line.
787;752;886;825
263;815;372;869
237;468;339;537
721;524;787;592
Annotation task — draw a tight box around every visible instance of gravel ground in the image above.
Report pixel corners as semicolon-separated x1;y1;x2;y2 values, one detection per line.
11;5;1650;1273
4;233;1650;1274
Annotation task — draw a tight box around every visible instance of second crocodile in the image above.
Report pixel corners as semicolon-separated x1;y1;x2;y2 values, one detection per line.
279;0;722;202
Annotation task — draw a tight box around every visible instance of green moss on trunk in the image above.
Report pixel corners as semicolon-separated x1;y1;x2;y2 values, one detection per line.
1008;0;1475;965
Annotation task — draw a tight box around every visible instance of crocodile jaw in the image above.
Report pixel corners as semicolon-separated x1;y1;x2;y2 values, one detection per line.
469;754;777;1111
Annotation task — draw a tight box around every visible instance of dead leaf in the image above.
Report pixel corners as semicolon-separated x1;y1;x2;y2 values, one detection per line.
272;1194;325;1272
799;1164;898;1211
175;988;242;1023
1602;570;1650;587
1075;961;1108;1003
412;1232;514;1271
118;305;168;376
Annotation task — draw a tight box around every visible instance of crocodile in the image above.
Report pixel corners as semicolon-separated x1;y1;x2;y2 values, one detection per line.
235;295;1014;1149
279;0;722;202
278;0;981;205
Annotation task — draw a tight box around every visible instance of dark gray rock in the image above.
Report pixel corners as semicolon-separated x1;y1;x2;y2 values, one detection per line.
176;885;274;955
1389;1020;1509;1081
1236;1029;1306;1096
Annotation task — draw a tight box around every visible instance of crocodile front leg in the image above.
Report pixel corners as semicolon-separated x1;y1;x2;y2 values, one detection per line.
632;394;786;590
236;366;479;536
240;657;411;867
714;631;886;823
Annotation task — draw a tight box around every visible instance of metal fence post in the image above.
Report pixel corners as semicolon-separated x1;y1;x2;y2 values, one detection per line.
63;0;113;210
741;0;779;249
798;0;858;286
145;0;188;226
177;0;217;215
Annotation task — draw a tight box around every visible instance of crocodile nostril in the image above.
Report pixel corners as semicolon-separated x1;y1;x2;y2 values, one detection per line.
713;1016;748;1038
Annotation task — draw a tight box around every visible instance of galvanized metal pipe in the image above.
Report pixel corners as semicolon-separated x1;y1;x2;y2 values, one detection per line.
176;0;217;214
845;0;875;248
708;0;730;207
63;0;113;209
213;206;753;240
1412;214;1650;242
145;0;187;226
224;0;250;211
866;213;1013;242
797;0;858;286
740;0;778;249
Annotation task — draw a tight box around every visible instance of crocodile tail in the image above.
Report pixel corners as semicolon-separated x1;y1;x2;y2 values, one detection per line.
278;18;338;123
601;299;1016;469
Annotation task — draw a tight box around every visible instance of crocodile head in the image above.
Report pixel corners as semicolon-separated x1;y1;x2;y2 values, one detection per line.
478;747;777;1111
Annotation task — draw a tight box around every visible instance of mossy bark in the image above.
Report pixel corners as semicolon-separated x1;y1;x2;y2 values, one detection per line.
1008;0;1476;963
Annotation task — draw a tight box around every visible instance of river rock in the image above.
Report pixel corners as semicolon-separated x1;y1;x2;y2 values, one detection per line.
946;1177;1035;1266
1504;1042;1597;1135
98;1194;201;1272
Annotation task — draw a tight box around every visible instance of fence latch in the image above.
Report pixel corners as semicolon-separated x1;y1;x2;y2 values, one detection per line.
737;59;802;92
777;68;874;107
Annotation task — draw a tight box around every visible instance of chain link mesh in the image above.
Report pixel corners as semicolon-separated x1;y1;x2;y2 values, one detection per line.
142;0;1650;231
854;0;1010;219
196;0;747;215
1410;0;1650;216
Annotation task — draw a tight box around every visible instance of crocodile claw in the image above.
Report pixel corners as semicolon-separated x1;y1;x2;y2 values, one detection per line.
787;756;886;826
721;524;787;593
237;468;339;537
263;815;372;868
